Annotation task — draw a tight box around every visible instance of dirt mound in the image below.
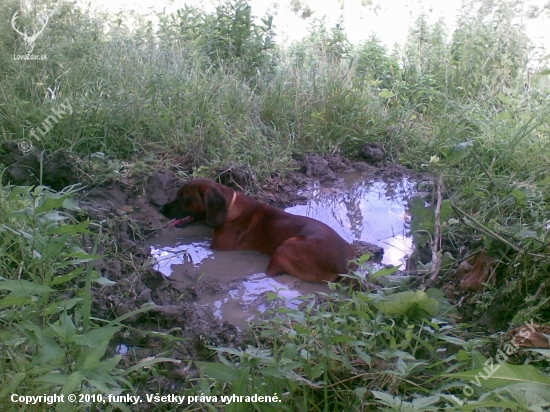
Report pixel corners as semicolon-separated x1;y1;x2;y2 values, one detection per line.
80;171;181;232
1;142;78;190
352;241;384;262
359;142;386;165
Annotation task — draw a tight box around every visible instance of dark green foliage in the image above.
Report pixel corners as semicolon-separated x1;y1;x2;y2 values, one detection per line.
354;36;400;90
156;0;276;77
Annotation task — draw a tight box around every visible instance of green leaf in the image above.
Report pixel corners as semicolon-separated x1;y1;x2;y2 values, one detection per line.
377;349;416;361
50;267;85;286
370;265;399;280
354;387;368;401
310;362;325;379
8;186;32;200
437;335;468;347
5;210;32;220
0;280;54;296
412;395;440;409
122;357;180;376
440;199;453;221
227;367;251;412
511;188;527;208
535;175;550;186
80;345;110;370
214;347;244;357
197;361;239;384
0;373;26;398
443;141;474;165
45;220;91;235
60;371;85;396
0;295;36;308
93;277;117;286
30;342;64;366
373;290;440;318
35;196;67;214
379;89;395;99
46;298;84;315
38;211;68;223
35;372;70;386
41;240;67;260
283;342;297;359
62;198;80;211
358;253;372;264
497;382;550;403
85;356;122;383
471;351;486;368
445;363;550;390
50;312;77;343
105;303;157;327
84;326;121;347
410;197;434;239
371;390;399;406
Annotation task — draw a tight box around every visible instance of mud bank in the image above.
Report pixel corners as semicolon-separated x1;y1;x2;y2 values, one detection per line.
74;154;430;385
1;142;435;396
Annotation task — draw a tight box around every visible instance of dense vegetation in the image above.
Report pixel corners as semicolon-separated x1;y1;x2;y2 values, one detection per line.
1;0;549;410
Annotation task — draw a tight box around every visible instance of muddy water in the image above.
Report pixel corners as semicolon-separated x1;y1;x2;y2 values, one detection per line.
287;172;414;267
148;173;414;329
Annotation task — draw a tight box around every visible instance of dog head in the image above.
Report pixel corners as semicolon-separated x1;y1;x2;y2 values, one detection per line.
160;179;229;228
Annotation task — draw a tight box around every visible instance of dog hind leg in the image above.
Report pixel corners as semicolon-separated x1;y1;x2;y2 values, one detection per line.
265;237;339;283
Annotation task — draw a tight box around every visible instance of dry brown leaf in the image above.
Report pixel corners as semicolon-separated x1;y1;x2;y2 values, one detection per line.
459;251;495;292
505;324;550;348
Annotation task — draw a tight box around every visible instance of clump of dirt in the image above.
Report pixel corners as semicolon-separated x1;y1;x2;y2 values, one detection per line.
80;170;183;231
214;164;259;191
299;153;339;181
359;142;386;165
0;142;78;190
352;241;384;262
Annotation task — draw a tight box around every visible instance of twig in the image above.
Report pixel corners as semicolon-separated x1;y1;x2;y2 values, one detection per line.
429;175;443;283
451;204;523;253
471;150;495;185
534;282;548;299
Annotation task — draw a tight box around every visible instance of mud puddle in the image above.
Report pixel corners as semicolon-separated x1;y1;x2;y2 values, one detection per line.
287;172;414;267
148;172;415;329
149;224;331;329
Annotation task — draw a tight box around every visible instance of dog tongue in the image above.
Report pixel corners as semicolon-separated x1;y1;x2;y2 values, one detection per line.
168;216;194;228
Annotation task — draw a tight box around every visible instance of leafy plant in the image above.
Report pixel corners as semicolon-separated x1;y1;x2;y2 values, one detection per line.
0;184;161;411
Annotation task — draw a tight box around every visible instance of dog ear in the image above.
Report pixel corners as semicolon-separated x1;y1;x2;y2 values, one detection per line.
204;187;227;227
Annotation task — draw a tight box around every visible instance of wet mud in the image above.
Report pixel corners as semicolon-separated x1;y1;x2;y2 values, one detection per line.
147;170;418;329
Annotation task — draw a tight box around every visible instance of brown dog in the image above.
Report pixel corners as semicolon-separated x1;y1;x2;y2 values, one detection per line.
159;179;355;283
